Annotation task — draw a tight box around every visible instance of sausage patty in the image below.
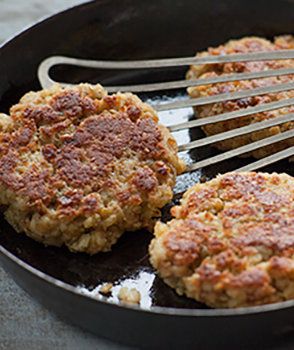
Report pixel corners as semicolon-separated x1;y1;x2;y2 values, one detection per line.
149;172;294;308
0;84;185;254
187;36;294;158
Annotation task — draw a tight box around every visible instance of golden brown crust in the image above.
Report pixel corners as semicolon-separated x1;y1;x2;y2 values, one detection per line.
149;172;294;308
186;36;294;158
0;84;185;254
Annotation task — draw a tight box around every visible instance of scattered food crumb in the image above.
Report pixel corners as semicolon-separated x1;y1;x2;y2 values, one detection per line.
200;175;208;183
99;283;113;295
118;287;141;305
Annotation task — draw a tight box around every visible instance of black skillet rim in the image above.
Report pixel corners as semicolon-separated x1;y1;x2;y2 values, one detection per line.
0;0;294;318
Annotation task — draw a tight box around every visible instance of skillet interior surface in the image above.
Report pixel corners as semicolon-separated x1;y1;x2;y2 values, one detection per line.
0;0;294;348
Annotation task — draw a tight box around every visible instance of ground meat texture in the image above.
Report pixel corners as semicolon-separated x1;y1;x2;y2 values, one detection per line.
186;36;294;158
149;172;294;308
0;83;185;254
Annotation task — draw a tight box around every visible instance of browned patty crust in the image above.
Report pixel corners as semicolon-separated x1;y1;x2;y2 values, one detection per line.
0;84;185;254
149;172;294;308
187;36;294;158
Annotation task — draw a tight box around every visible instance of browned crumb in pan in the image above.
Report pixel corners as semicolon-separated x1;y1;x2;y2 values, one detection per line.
149;172;294;308
187;36;294;158
99;283;114;295
0;83;185;254
117;287;141;305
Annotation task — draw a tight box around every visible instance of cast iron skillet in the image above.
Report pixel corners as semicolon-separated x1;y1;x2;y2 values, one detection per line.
0;0;294;348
